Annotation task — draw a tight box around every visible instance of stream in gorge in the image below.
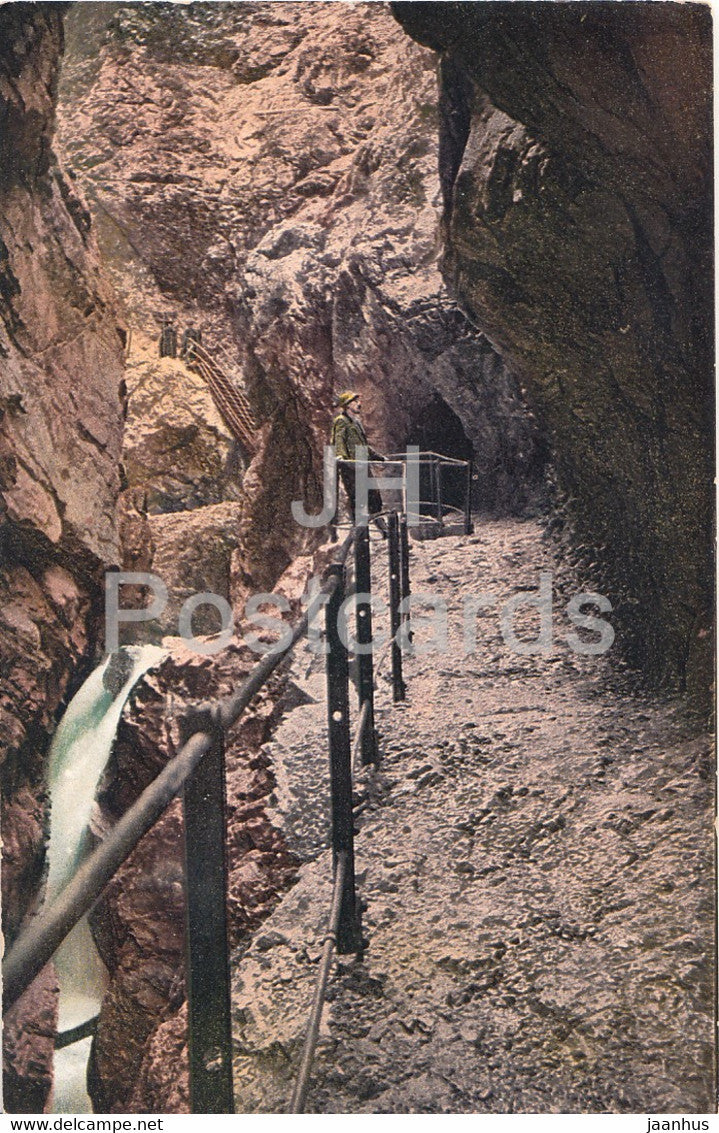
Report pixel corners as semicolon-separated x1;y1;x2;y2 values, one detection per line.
46;645;167;1113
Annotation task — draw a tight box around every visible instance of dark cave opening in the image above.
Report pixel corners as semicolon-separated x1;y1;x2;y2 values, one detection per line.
405;392;474;511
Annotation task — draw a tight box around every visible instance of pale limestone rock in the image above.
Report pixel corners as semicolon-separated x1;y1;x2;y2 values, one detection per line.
123;333;243;513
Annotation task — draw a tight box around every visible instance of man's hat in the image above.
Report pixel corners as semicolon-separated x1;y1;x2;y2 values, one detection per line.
337;390;360;408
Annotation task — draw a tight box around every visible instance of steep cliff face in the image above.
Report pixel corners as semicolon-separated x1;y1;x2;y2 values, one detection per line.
57;0;543;562
392;1;713;696
0;4;126;1112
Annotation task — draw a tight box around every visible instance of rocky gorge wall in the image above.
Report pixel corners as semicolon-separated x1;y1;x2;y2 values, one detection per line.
57;0;543;561
0;4;126;1111
45;6;542;1110
392;1;714;699
4;0;713;1115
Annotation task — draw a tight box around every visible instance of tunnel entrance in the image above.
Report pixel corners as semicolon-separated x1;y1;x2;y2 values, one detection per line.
405;392;473;511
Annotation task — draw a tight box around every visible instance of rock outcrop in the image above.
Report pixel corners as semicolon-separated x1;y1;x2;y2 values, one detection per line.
149;500;243;634
392;1;713;697
122;334;243;515
0;4;126;1111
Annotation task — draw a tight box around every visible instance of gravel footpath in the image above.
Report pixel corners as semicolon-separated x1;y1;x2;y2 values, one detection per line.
231;518;714;1114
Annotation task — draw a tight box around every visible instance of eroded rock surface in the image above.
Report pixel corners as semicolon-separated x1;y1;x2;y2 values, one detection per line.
0;4;125;1111
6;3;709;1116
392;2;713;696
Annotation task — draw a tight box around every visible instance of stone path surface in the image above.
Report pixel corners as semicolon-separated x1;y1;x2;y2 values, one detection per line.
230;518;714;1114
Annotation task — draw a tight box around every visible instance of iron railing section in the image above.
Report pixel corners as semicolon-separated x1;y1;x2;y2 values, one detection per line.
387;511;406;702
353;451;473;535
324;563;363;955
5;454;465;1111
55;1015;99;1051
386;449;468;467
289;505;413;1108
181;711;234;1113
351;699;371;769
289;852;347;1114
353;524;378;765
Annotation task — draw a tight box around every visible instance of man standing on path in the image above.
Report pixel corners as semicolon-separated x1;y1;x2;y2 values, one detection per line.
331;391;388;535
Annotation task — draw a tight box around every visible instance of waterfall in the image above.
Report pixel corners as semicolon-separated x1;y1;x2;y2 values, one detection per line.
46;644;167;1113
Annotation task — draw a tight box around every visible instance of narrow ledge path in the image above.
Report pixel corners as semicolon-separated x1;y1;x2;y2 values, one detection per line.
230;518;714;1114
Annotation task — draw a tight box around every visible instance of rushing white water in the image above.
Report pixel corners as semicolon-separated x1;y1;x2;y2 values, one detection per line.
46;644;167;1113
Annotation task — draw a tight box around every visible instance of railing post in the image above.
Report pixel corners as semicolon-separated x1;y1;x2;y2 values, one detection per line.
181;705;234;1114
387;511;406;702
331;458;339;542
464;459;473;535
435;458;444;526
353;526;378;765
399;514;411;647
324;564;363;953
428;457;437;522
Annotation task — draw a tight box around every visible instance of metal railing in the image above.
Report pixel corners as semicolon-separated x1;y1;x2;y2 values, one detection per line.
3;508;418;1113
288;512;412;1110
338;451;473;537
289;852;347;1112
385;450;473;535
